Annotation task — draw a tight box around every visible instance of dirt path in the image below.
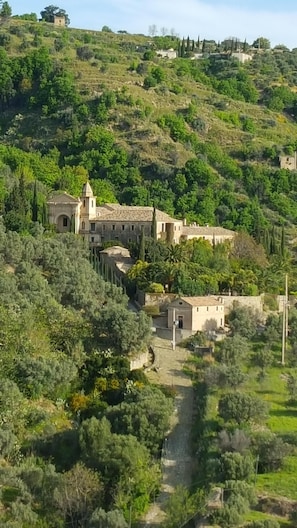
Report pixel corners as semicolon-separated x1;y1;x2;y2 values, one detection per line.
139;337;194;527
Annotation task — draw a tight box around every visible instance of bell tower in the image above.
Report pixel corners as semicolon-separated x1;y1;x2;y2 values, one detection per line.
80;182;97;233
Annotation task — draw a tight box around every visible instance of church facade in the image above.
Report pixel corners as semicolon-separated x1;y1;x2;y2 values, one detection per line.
47;182;235;246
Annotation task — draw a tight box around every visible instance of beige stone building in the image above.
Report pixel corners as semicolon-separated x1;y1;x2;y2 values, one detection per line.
181;224;234;245
53;15;66;26
231;52;253;64
156;49;178;59
279;154;297;171
168;296;224;333
47;182;235;246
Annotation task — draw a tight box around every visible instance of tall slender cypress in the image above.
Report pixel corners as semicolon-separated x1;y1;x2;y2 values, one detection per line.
181;38;185;57
32;180;38;222
139;226;145;261
41;202;48;226
151;206;157;242
186;36;191;53
281;226;285;258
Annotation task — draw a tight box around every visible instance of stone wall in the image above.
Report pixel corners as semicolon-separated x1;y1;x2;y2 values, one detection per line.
129;351;149;371
137;291;178;309
215;295;264;314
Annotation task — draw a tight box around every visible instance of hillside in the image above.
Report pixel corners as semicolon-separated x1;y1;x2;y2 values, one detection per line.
1;17;297;243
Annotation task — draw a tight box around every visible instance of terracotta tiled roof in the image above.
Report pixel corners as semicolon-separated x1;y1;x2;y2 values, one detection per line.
96;205;179;223
181;226;235;236
179;296;223;307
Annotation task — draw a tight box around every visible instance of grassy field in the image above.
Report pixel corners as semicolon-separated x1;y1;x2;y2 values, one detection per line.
200;343;297;525
243;509;292;527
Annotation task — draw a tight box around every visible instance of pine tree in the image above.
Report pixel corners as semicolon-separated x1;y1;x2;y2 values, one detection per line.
139;226;145;261
0;1;12;18
32;181;38;222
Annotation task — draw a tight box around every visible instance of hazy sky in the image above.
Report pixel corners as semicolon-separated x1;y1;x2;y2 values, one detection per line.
10;0;297;48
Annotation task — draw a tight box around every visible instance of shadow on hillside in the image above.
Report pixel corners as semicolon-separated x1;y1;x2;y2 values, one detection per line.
270;408;297;417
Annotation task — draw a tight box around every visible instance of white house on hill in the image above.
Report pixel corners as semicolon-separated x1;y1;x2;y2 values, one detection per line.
168;296;225;332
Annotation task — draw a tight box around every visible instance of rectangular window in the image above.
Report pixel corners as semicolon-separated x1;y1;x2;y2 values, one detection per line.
196;307;199;312
103;224;106;231
91;236;94;242
115;236;119;240
131;225;135;231
90;223;95;232
122;225;125;231
63;217;68;227
112;225;116;231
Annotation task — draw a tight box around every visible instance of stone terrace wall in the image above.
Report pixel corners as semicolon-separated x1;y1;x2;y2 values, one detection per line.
215;295;264;314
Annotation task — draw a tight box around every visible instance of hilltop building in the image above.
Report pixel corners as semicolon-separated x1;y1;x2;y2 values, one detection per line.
53;15;66;27
156;49;178;59
231;52;253;63
279;153;297;171
47;182;235;246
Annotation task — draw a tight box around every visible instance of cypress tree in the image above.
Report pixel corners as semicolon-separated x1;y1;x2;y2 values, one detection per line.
281;226;285;258
41;202;48;226
181;38;185;57
32;180;38;222
70;215;75;233
139;226;145;261
202;39;206;53
197;36;200;50
151;206;157;242
270;226;277;255
186;35;191;53
151;206;157;263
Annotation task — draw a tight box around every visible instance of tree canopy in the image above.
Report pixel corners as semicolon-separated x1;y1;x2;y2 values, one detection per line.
40;4;70;25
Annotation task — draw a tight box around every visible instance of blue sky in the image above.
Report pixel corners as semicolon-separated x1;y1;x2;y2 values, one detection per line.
10;0;297;48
